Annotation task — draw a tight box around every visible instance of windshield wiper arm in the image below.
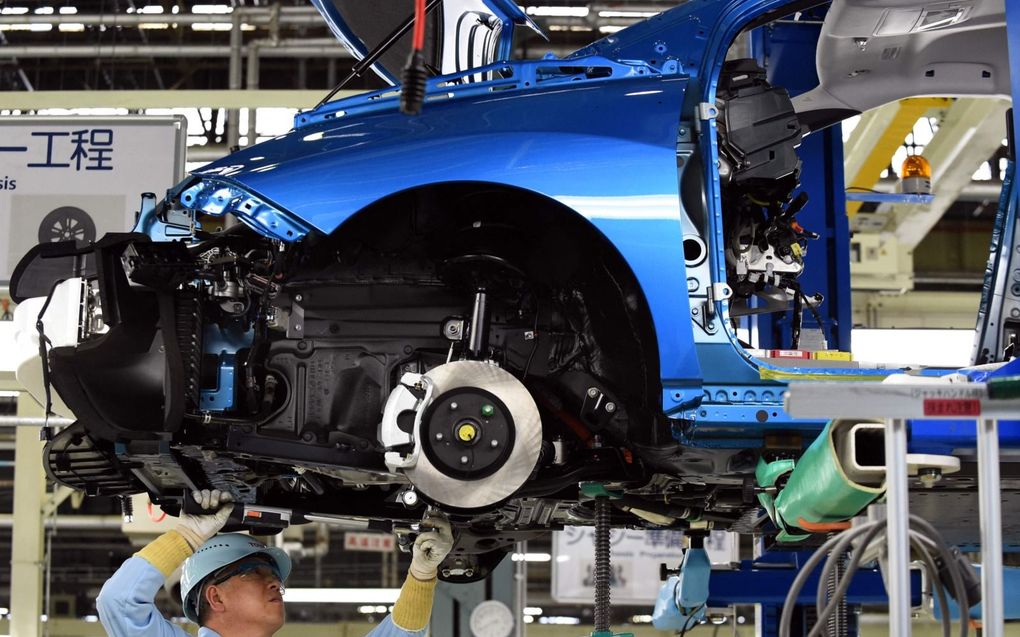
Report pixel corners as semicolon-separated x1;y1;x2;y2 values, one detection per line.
315;0;444;109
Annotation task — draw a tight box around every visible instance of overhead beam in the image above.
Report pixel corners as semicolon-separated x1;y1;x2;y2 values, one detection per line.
889;98;1010;249
0;89;363;110
0;41;347;58
0;7;321;25
843;98;952;216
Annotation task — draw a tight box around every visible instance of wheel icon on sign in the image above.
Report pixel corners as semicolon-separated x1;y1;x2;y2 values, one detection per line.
38;206;97;243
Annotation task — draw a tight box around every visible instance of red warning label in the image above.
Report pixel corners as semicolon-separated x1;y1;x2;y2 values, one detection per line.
923;399;981;417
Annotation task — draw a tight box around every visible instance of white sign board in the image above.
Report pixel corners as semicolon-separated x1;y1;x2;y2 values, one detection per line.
552;527;685;605
0;116;187;283
551;528;740;605
344;532;396;552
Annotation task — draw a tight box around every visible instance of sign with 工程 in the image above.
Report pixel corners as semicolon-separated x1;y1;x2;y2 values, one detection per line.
0;116;187;284
551;528;740;605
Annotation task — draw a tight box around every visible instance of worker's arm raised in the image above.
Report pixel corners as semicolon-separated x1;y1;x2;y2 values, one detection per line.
367;513;454;636
97;490;233;637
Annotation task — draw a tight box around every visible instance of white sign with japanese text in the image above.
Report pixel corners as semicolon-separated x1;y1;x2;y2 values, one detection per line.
0;116;187;283
344;532;396;553
551;528;740;605
551;527;686;605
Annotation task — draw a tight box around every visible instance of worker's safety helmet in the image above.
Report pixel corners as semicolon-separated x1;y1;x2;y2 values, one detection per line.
180;533;292;623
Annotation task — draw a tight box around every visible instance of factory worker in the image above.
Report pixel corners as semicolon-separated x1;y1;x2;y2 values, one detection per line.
97;489;454;637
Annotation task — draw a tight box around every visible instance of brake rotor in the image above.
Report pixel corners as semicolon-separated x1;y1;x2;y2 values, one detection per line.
405;361;542;510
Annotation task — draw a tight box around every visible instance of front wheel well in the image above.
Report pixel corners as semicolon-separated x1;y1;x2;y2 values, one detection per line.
307;181;665;442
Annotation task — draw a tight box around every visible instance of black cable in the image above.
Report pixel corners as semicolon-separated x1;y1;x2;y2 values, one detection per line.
808;517;967;637
316;0;444;108
912;535;952;637
909;516;969;637
780;526;877;636
807;524;885;637
678;604;706;637
799;289;826;337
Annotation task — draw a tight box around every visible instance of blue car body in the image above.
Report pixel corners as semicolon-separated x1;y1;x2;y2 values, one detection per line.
13;0;1020;559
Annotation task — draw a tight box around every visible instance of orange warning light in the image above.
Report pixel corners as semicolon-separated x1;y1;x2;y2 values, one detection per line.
901;154;932;195
901;154;931;179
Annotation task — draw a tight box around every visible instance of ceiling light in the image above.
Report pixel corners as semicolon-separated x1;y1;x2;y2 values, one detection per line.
138;5;164;14
33;6;53;14
192;4;233;13
139;22;170;29
191;22;232;31
523;607;543;616
598;25;625;34
539;616;581;625
0;7;28;14
598;10;657;18
58;6;76;13
525;6;588;17
57;23;85;31
510;552;551;562
283;588;401;604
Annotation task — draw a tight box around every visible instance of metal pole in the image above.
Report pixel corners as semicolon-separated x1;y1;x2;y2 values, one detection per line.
10;400;46;637
977;418;1004;637
226;11;243;150
884;418;911;637
246;42;261;146
514;540;527;637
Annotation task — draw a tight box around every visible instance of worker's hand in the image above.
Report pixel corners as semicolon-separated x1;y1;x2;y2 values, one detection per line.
408;512;454;580
174;489;234;551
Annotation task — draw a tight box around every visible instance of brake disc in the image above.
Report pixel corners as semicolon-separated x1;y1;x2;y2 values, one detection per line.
404;360;542;510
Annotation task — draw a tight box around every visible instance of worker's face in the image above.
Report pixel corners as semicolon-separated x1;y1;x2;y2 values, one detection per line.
206;558;286;631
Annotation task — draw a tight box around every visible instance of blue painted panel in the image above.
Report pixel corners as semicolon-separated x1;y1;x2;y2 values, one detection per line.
910;419;1020;454
707;559;921;606
845;193;935;205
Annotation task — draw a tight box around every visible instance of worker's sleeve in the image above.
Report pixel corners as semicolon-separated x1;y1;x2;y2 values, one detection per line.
366;573;438;636
97;531;194;637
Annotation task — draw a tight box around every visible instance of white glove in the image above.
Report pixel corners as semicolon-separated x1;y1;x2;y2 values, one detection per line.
175;489;234;551
409;513;454;581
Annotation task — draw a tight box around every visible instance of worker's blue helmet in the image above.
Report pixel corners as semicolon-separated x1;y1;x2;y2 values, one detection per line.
180;533;292;624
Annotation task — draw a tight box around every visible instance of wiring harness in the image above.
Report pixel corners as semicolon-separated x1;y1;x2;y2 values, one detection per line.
780;509;981;637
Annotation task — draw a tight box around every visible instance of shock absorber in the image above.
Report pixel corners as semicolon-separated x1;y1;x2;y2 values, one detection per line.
468;289;490;359
582;484;633;637
593;496;611;633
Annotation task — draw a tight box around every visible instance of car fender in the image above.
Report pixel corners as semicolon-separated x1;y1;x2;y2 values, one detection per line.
194;76;702;388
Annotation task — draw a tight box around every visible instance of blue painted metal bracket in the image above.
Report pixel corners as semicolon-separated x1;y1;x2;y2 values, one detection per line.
178;177;313;242
707;559;921;607
845;192;935;205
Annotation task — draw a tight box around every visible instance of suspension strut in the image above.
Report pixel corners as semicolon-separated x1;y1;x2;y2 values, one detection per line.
582;483;633;637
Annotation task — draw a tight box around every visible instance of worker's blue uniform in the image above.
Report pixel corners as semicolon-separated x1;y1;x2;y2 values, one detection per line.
97;556;427;637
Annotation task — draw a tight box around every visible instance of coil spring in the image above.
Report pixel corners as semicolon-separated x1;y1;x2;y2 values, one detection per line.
825;534;849;637
120;495;134;522
176;290;203;409
594;496;611;632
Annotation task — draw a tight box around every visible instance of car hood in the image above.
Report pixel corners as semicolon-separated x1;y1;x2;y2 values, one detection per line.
310;0;544;85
